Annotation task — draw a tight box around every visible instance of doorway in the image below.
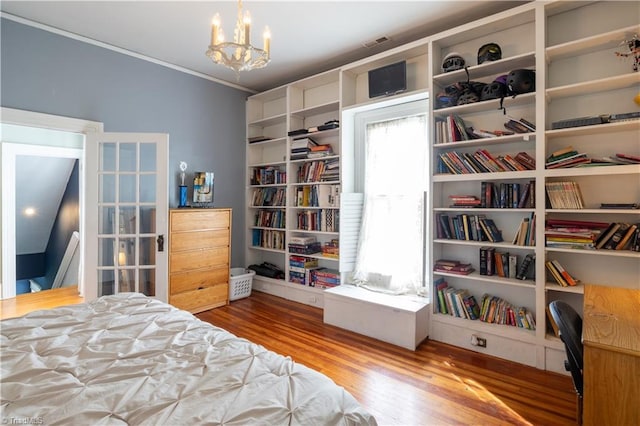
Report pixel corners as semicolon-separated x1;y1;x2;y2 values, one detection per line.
1;107;103;300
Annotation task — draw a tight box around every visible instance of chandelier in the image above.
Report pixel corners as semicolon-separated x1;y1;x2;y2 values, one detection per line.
206;0;271;75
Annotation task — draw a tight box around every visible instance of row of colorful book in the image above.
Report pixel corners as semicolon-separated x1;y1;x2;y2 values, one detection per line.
437;148;536;175
296;209;339;232
545;145;640;169
253;209;285;229
434;278;535;329
250;166;287;185
288;255;319;285
481;180;535;209
294;184;340;208
296;158;339;183
251;187;285;207
479;249;535;280
545;181;585;209
436;213;503;242
252;229;285;250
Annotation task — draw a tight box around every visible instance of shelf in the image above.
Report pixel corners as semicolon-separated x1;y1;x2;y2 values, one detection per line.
248;136;287;146
433;270;535;288
289;253;339;262
545;282;585;294
433;92;534;117
250;246;286;254
291;101;340;119
292;127;340;141
249;205;286;209
433;52;536;87
290;155;340;164
546;72;640;102
433;170;536;182
248;161;287;168
431;313;537;344
341;89;429;113
546;24;640;61
546;208;640;215
545;247;640;259
545;120;640;139
290;180;341;186
435;207;536;213
290;205;339;210
544;164;640;178
434;239;535;250
433;133;534;150
248;113;287;128
249;183;287;188
251;226;286;231
291;229;339;235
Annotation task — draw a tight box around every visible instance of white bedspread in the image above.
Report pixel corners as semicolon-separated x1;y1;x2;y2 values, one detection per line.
1;293;376;425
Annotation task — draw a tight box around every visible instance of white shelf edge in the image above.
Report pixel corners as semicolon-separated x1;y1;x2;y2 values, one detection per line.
544;282;585;294
546;24;640;61
434;239;536;250
248;161;287;168
546;72;640;101
248;112;287;127
435;207;536;213
290;100;340;118
544;164;640;177
545;120;640;138
545;208;640;215
433;270;536;288
434;133;535;149
545;247;640;258
433;51;536;86
433;170;536;182
433;92;535;117
249;246;286;254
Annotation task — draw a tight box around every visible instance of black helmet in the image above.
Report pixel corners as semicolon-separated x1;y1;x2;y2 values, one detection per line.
455;81;486;105
477;43;502;65
442;52;465;73
481;80;508;101
507;69;536;94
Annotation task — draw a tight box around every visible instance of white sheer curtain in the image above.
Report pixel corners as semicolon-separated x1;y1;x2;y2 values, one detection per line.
352;113;428;294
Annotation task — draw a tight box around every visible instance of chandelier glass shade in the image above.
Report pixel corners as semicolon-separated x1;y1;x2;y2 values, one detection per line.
206;0;271;74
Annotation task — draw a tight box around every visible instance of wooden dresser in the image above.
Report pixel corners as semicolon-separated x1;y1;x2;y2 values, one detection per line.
169;208;231;313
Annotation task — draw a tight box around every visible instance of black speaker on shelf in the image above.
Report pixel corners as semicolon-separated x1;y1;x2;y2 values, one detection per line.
368;60;407;99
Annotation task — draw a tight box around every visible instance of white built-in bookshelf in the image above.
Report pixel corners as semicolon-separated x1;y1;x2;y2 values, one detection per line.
246;1;640;372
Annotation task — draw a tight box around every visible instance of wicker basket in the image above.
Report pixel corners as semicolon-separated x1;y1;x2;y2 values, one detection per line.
229;268;256;301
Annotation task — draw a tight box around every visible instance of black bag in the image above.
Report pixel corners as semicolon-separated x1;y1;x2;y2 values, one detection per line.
248;262;284;279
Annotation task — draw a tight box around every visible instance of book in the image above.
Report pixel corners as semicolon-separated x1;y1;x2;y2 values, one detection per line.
516;253;535;280
550;259;578;286
602;223;630;250
616;224;638;250
546;306;560;337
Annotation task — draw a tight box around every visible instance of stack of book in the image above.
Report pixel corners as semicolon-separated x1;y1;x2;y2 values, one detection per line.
320;158;339;181
433;259;474;275
503;117;536;134
254;209;285;229
545;218;610;250
288;235;321;255
595;222;640;251
321;239;339;258
289;255;319;285
307;144;334;158
545;259;579;287
309;268;340;288
296;209;339;232
290;137;318;160
545;181;585;209
251;187;286;206
449;195;482;208
545;146;589;169
252;229;285;250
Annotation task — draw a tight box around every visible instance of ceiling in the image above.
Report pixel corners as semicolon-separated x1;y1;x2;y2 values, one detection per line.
1;1;527;93
15;156;76;256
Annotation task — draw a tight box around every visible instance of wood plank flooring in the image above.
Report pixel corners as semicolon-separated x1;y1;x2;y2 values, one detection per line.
0;286;84;320
197;291;577;426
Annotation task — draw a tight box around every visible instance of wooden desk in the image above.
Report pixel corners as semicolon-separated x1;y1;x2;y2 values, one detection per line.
583;284;640;426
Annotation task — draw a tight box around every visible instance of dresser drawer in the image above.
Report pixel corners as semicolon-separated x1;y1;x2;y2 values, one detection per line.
171;210;230;232
170;266;229;294
170;247;229;273
170;229;229;252
169;284;228;313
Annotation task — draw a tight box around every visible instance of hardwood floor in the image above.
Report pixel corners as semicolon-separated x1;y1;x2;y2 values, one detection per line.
198;291;577;426
0;286;84;320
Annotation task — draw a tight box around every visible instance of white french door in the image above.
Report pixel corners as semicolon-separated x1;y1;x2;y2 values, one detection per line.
84;133;169;302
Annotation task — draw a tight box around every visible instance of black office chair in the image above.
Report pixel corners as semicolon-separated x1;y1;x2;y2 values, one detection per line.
549;300;583;425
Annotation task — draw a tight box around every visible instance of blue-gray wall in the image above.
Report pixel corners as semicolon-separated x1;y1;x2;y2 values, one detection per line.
1;18;249;267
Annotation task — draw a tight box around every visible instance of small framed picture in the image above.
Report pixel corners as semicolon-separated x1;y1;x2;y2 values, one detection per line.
193;172;214;205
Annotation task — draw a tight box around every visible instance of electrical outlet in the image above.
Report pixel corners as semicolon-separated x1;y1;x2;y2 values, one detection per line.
471;334;487;348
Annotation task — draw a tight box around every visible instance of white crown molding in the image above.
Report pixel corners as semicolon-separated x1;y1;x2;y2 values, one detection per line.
0;11;257;94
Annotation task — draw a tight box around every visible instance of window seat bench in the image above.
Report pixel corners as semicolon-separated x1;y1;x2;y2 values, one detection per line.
323;285;430;351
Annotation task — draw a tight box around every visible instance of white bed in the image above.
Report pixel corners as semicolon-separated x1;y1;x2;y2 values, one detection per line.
1;293;377;425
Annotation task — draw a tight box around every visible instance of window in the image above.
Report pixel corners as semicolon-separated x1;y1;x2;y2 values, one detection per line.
349;98;429;295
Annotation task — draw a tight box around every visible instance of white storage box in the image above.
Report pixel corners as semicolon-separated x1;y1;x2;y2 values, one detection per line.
229;268;256;301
